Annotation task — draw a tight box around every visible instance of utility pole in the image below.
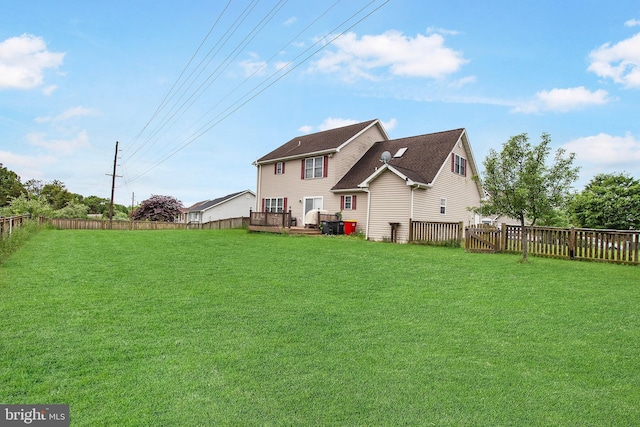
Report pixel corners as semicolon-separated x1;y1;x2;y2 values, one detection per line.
107;141;121;223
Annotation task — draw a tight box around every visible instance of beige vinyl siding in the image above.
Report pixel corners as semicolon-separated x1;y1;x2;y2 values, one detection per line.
257;129;384;226
333;126;385;182
367;170;411;242
410;187;430;221
419;141;481;226
338;192;368;234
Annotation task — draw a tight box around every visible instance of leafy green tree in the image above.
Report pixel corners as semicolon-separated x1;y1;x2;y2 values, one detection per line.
52;202;89;219
41;180;76;210
571;173;640;230
0;164;26;206
0;194;53;218
23;179;44;199
475;133;579;261
130;195;183;222
83;195;111;215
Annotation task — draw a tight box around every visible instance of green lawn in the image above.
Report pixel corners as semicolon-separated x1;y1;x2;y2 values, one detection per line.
1;229;639;426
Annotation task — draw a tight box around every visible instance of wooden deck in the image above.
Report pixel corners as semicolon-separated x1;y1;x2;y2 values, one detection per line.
248;225;321;236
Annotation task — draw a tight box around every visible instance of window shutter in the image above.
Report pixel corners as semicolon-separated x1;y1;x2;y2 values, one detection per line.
352;195;357;210
323;156;328;177
340;196;345;210
451;153;455;172
282;162;285;174
301;159;305;179
463;158;467;177
283;197;288;212
261;198;265;212
274;163;277;174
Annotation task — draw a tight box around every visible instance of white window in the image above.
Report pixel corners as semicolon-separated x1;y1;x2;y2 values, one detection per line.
344;195;353;210
454;154;466;176
440;198;446;215
304;156;324;179
275;162;284;175
264;197;284;213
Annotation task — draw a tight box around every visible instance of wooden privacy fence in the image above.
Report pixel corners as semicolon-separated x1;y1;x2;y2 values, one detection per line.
44;216;248;231
409;220;464;245
466;224;640;265
0;214;32;239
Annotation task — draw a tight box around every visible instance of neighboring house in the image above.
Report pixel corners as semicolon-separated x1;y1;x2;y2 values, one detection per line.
253;119;483;243
180;190;255;224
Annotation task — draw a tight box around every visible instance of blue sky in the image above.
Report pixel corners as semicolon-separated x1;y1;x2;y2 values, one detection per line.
1;0;640;207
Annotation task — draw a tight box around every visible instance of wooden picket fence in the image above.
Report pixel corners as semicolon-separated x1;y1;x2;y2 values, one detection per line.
0;214;33;239
409;220;464;245
465;224;640;265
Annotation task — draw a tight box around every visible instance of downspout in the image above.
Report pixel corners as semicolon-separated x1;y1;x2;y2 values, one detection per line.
256;164;262;211
364;188;371;240
410;186;416;219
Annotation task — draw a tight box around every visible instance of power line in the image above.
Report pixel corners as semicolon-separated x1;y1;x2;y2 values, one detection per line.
124;0;390;184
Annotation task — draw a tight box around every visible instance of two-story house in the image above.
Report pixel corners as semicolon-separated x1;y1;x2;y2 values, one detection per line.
253;119;482;242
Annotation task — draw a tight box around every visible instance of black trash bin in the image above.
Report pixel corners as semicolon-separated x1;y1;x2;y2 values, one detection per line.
337;221;344;235
321;220;330;234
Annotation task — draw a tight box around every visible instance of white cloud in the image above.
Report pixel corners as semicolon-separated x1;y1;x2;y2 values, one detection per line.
624;19;640;27
448;75;476;88
562;132;640;165
299;117;397;134
588;32;640;88
318;117;359;131
283;17;297;26
310;30;468;81
27;130;90;154
382;118;397;131
426;27;460;36
0;34;65;90
238;53;267;77
297;125;314;134
34;106;97;124
42;85;57;96
512;86;611;113
0;150;57;179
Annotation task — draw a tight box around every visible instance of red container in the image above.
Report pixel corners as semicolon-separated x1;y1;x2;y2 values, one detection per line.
343;220;357;235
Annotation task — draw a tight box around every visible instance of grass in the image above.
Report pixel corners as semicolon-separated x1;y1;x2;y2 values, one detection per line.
1;229;639;426
0;219;43;264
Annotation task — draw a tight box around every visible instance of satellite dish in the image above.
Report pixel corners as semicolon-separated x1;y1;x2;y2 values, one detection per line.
380;151;392;164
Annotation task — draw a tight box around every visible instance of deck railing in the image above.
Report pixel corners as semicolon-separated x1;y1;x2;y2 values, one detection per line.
249;209;293;227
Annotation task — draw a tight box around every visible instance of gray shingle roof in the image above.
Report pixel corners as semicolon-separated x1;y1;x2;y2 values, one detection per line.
256;119;379;163
188;190;250;212
332;128;465;190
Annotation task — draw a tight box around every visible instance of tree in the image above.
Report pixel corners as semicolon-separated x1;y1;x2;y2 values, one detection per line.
130;195;183;222
571;173;640;230
0;164;26;206
52;202;89;219
23;179;44;199
83;195;111;215
41;180;76;210
475;133;579;261
0;194;53;218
